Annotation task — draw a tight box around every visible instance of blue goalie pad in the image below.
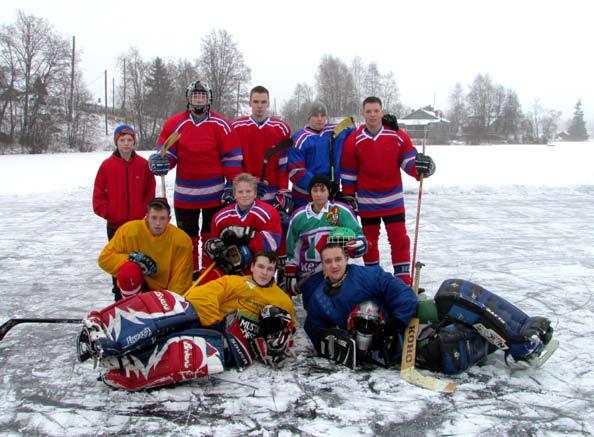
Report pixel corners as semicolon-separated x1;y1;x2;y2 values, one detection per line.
434;279;554;363
417;322;491;374
78;290;201;360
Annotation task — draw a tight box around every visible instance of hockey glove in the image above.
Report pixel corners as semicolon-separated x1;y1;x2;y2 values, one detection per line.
128;251;157;276
283;264;300;296
415;153;436;178
257;181;268;199
205;238;226;261
334;193;358;213
344;237;367;258
272;189;292;212
382;114;399;130
148;153;170;176
221;182;234;206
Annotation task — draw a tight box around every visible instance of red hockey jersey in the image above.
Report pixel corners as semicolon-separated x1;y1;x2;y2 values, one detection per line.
207;200;282;269
341;126;419;218
157;111;242;209
231;116;291;201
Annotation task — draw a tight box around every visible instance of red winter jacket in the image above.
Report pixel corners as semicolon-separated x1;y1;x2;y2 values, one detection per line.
93;150;156;229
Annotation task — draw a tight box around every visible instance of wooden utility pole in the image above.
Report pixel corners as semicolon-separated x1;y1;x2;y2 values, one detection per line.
104;70;108;135
112;77;115;115
235;80;240;119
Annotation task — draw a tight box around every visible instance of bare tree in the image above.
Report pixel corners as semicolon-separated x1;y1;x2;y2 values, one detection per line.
1;11;69;152
381;71;402;115
280;82;314;129
198;29;251;117
117;48;149;145
465;73;497;143
316;54;356;116
447;82;467;141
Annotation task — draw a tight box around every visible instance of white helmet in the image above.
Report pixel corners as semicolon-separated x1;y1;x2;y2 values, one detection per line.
186;80;212;115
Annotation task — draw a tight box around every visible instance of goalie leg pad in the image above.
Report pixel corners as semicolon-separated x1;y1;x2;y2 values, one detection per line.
79;290;199;359
101;328;225;391
434;279;554;361
417;323;490;374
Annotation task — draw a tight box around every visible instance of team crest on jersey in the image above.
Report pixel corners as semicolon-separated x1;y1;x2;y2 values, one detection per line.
325;206;340;226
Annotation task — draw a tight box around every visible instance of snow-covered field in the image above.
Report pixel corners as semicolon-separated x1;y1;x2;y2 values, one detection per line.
0;142;593;436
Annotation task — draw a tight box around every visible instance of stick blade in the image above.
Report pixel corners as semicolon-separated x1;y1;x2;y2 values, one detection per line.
332;117;355;136
0;319;20;341
401;368;457;393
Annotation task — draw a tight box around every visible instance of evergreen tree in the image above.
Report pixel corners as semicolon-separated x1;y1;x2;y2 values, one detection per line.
567;99;588;141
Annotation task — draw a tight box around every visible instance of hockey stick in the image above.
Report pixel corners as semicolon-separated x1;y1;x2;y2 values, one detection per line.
158;131;181;198
0;318;82;342
410;127;428;278
329;117;356;184
258;138;294;184
400;263;456;393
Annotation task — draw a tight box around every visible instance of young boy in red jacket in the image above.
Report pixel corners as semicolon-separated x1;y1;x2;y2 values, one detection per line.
93;124;156;299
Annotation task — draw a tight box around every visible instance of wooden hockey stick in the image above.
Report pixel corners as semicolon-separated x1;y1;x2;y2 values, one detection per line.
158;131;181;198
329;117;356;183
0;318;82;342
400;263;456;393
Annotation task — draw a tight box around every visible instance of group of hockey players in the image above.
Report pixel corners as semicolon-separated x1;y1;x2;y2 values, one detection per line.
84;81;557;390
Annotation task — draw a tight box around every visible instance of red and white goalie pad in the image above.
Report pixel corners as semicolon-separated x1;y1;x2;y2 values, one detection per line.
101;328;225;391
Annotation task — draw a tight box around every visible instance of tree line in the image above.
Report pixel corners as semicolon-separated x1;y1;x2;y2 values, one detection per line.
0;11;589;154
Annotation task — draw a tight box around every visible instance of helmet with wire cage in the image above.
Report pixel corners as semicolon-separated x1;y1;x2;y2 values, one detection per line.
186;80;212;115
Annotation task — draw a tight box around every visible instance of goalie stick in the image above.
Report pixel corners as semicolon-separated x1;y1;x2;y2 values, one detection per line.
400;262;456;393
0;318;82;342
157;131;181;198
329;116;356;184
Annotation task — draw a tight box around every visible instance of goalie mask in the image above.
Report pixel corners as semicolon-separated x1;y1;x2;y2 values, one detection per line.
186;80;212;115
347;300;384;354
258;305;295;360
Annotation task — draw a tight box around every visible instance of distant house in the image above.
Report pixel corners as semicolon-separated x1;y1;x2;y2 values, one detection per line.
398;106;450;145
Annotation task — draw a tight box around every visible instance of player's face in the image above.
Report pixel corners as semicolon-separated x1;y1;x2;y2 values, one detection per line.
363;102;384;132
146;208;170;236
116;134;135;157
189;91;208;106
311;184;329;209
249;92;270;120
308;113;327;131
321;247;348;282
251;256;276;286
234;181;257;210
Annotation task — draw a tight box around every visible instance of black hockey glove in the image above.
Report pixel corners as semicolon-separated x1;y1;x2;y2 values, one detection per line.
415;153;436;178
221;182;234;206
382;114;399;130
205;238;226;261
128;252;157;276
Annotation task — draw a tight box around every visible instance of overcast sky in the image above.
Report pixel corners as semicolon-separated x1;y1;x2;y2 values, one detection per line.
4;0;593;124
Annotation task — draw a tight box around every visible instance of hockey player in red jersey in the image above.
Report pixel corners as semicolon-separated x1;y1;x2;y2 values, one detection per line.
341;97;435;285
231;85;291;203
200;173;282;283
148;81;242;275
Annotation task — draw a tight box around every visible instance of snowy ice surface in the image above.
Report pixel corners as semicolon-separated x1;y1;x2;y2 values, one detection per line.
0;142;593;436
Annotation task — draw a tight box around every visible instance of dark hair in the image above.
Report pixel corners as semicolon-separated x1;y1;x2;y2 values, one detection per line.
250;86;269;99
363;96;383;108
253;250;278;266
320;242;346;258
148;197;171;214
308;174;332;194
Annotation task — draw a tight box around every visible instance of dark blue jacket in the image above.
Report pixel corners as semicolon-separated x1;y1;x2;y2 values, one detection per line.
301;264;417;350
